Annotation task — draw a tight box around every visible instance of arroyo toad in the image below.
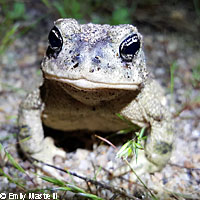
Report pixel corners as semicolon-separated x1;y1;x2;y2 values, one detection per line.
18;18;173;176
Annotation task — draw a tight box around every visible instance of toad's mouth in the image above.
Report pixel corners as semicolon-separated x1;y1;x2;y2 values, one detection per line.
44;73;140;90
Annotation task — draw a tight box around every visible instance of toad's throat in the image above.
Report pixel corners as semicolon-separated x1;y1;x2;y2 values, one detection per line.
44;73;140;90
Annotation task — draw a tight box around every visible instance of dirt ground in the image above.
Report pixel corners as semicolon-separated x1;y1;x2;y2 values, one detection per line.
0;1;200;199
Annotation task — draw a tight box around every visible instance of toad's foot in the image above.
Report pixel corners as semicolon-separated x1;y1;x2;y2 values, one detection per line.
30;137;66;178
113;151;161;181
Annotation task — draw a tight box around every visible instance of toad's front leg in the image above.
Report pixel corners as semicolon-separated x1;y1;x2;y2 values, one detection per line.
114;80;174;178
18;89;66;174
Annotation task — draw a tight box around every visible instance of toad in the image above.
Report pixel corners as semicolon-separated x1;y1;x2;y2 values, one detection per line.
18;18;173;176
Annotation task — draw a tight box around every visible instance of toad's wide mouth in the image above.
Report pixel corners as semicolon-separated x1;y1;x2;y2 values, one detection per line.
44;73;140;90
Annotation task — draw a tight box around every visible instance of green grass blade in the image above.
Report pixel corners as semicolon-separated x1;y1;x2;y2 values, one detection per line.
0;143;3;152
118;127;135;134
138;127;146;138
53;1;68;18
0;168;26;190
78;193;104;200
55;187;104;199
192;63;200;87
5;151;25;173
170;62;178;95
116;113;126;121
41;0;51;8
54;186;74;192
66;184;86;193
116;140;133;158
9;2;25;20
0;24;19;54
41;176;66;186
0;143;25;173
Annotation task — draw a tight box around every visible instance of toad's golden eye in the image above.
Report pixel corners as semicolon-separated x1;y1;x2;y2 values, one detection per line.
46;26;63;59
119;34;140;62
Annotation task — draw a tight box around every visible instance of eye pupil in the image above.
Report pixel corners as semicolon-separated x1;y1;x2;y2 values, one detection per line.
46;26;63;58
119;34;140;62
49;28;62;50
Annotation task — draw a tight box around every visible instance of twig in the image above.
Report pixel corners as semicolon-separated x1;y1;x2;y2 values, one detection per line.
123;158;157;199
95;134;117;149
86;180;93;194
109;194;119;200
169;162;200;171
32;158;140;200
173;102;200;118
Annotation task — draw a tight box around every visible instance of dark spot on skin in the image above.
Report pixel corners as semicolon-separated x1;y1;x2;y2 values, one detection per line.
125;64;129;69
73;63;79;68
155;141;172;154
109;92;114;96
20;125;29;129
154;115;163;122
75;53;81;61
92;56;101;64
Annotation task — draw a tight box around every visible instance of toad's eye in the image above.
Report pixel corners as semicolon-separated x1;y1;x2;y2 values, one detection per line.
119;34;140;62
46;26;63;58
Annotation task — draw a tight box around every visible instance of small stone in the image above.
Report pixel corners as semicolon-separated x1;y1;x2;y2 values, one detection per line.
75;149;89;160
17;54;37;68
79;160;89;170
192;129;200;138
184;161;194;169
